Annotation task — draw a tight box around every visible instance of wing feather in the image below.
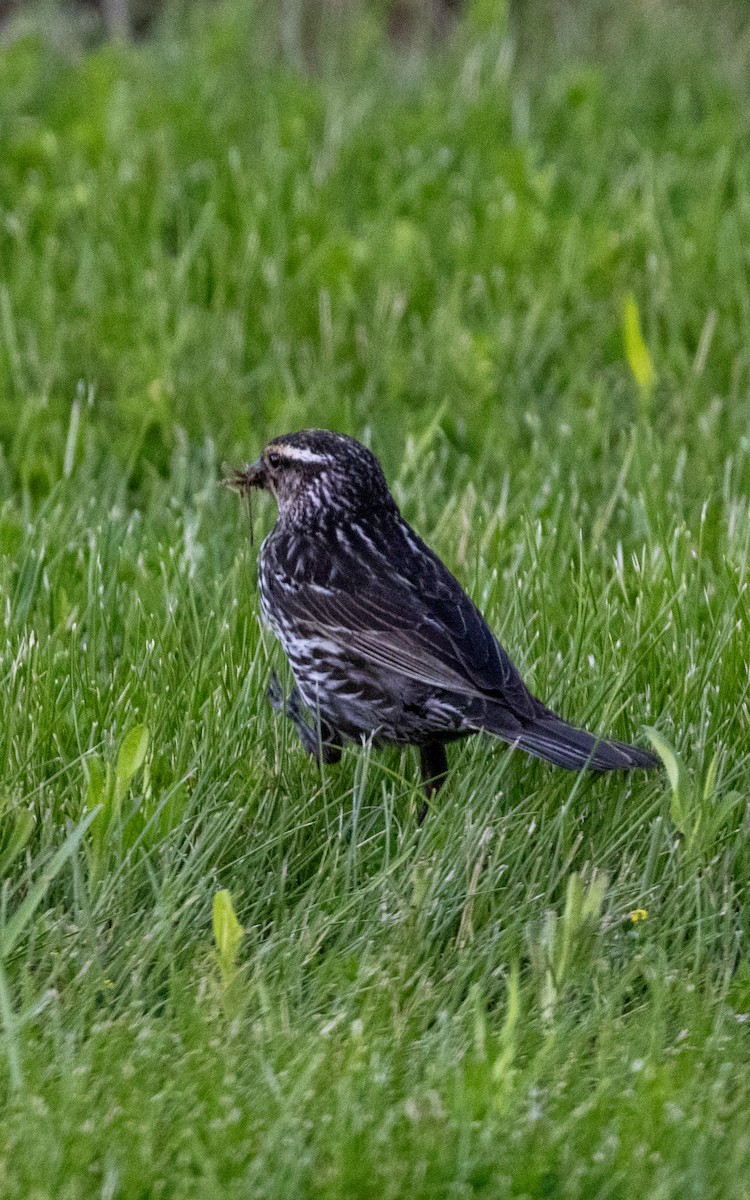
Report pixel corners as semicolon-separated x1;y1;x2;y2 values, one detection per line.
277;572;538;719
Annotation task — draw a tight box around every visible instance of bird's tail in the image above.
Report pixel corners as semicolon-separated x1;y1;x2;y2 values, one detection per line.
490;711;658;772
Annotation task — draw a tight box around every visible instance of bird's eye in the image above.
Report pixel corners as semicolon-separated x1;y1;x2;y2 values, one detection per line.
267;451;282;469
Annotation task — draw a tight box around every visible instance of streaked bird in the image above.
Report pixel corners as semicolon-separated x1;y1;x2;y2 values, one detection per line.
232;430;658;815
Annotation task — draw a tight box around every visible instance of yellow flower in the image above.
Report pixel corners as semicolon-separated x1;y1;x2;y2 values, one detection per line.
630;908;648;923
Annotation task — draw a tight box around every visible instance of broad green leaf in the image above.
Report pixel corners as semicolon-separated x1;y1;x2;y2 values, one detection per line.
558;871;608;982
115;725;150;805
558;872;584;980
581;870;609;923
645;727;689;835
85;756;107;813
703;751;720;802
213;889;244;972
563;872;584;929
622;294;656;392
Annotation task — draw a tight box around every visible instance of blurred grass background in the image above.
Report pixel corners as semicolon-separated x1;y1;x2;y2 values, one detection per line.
1;0;749;506
1;1;750;1195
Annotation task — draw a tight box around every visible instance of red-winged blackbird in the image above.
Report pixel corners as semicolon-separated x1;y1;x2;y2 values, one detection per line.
232;430;658;810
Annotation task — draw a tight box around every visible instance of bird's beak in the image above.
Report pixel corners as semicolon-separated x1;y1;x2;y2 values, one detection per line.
227;459;267;494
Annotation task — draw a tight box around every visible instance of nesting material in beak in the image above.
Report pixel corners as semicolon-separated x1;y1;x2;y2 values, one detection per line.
227;459;266;547
228;459;267;494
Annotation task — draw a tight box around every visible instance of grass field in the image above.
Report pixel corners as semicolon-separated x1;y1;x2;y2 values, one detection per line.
1;1;750;1194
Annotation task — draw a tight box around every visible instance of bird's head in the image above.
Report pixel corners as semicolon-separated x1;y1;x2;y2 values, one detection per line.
231;430;395;524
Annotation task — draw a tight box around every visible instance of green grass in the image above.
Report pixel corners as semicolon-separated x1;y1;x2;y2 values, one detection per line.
2;0;750;1194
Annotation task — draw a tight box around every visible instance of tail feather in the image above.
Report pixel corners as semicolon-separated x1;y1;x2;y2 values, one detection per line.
490;712;658;772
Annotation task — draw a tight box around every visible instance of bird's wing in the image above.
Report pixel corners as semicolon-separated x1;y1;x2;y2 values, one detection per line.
277;574;539;719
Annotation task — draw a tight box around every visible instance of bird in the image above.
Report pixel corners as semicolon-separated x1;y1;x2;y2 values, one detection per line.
231;429;658;816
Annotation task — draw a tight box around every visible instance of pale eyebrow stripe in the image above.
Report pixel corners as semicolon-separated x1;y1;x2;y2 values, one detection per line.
273;445;327;464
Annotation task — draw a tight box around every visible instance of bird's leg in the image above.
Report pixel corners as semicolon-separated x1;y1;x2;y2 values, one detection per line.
417;743;449;824
267;670;342;764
